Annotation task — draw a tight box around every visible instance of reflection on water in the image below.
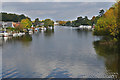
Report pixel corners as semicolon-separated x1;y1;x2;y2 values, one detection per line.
44;29;54;37
93;41;120;78
1;34;32;43
2;26;120;78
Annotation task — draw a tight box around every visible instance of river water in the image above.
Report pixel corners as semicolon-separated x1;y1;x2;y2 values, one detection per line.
1;26;120;78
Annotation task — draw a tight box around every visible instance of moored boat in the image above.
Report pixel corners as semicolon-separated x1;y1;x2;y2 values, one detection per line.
35;28;39;32
8;33;13;36
13;33;18;37
29;30;33;35
18;33;23;36
4;32;9;37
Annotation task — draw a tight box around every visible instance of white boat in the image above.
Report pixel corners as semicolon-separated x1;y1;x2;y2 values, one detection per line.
29;31;33;35
49;27;53;29
22;33;25;35
13;33;18;37
18;33;23;36
4;32;9;37
44;27;46;30
35;28;39;31
8;33;13;36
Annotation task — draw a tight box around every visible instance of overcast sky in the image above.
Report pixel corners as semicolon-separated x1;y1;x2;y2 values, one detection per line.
2;2;115;21
1;0;115;2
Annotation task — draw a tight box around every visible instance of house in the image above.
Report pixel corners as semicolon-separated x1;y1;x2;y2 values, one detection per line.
12;22;20;28
0;21;15;28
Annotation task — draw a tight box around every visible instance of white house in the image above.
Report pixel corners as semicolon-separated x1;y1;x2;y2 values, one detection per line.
0;21;15;28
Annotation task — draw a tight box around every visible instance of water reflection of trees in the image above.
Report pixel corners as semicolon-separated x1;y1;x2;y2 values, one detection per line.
44;29;54;37
11;34;32;42
93;40;120;78
6;34;32;47
73;29;91;38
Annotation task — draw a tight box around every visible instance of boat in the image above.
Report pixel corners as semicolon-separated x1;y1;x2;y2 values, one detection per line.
35;28;39;32
29;30;33;35
48;27;53;29
4;32;9;37
18;33;23;36
8;33;13;36
44;27;46;30
22;32;25;35
13;33;18;37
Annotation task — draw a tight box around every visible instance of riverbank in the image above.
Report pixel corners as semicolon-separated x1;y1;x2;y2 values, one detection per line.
0;26;54;37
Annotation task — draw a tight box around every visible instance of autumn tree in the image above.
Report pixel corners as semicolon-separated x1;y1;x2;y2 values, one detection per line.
21;18;32;29
93;2;119;41
59;21;66;26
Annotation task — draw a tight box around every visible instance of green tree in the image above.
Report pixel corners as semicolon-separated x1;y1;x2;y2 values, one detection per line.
1;12;31;22
33;18;40;27
21;18;32;29
65;21;71;26
44;19;54;28
99;9;105;17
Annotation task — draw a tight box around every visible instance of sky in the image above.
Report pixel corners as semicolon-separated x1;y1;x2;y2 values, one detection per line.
1;2;115;21
1;0;116;2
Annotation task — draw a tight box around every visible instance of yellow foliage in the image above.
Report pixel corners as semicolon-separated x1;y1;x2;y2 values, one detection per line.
94;2;119;39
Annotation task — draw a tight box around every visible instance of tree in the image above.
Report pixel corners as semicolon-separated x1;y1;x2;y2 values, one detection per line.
99;9;105;17
91;16;96;25
81;16;89;25
33;18;40;27
21;18;32;29
15;24;24;31
44;19;54;28
1;12;31;22
117;1;120;40
93;2;119;41
65;21;71;26
59;21;66;26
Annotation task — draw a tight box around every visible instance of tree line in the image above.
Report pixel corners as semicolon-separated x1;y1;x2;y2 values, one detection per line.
57;9;104;27
0;12;54;32
33;18;54;28
1;12;31;22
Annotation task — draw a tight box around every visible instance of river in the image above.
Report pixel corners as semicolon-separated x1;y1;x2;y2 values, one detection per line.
1;26;120;78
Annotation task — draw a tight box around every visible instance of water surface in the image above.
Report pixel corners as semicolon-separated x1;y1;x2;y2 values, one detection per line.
2;26;120;78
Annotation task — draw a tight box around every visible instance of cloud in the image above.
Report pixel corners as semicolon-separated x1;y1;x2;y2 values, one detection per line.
2;2;114;20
